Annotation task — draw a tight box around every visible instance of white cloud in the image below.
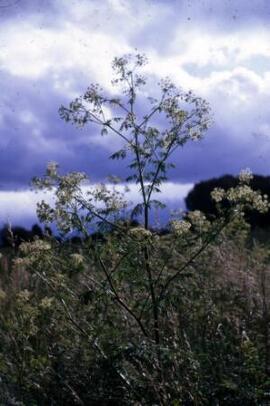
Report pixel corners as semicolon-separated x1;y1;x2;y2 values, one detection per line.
0;182;193;227
169;27;270;68
0;21;130;88
2;0;269;110
111;182;193;205
0;190;48;226
19;110;36;124
0;0;167;94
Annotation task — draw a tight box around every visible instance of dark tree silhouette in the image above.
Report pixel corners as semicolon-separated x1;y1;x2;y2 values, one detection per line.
0;223;44;248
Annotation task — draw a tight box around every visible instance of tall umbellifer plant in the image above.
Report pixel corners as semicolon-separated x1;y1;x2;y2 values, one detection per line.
37;54;211;344
28;54;268;404
59;53;211;229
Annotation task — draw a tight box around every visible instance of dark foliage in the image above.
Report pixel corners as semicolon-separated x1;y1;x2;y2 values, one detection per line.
0;224;44;248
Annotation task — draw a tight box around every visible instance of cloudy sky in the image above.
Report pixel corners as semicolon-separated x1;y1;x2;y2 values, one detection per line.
0;0;270;226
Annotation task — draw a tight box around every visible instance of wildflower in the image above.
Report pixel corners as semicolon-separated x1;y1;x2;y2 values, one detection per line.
13;257;34;268
128;227;152;239
227;186;269;213
40;297;54;309
211;188;225;203
187;210;210;231
171;220;191;236
227;185;254;202
47;161;58;177
239;168;253;184
19;240;51;255
251;193;269;213
189;127;201;141
188;210;206;223
17;289;31;302
70;253;84;267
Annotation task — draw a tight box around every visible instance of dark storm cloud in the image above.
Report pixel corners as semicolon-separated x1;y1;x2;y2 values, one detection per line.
131;0;270;59
2;0;269;23
0;0;57;20
0;64;269;189
0;0;269;192
152;0;270;27
0;63;151;188
0;69;128;188
167;126;270;184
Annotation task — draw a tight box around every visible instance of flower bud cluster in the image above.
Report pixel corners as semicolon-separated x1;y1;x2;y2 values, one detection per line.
239;168;253;184
20;240;51;255
189;126;201;141
13;257;34;268
40;296;54;309
56;172;87;204
226;185;269;212
47;161;58;177
16;289;31;303
211;188;225;203
171;220;191;236
211;169;269;214
128;227;152;240
187;210;210;231
187;210;206;223
13;240;51;269
70;253;84;267
36;201;55;223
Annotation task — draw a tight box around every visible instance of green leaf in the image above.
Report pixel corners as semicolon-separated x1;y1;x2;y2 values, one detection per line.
109;149;127;160
101;127;108;136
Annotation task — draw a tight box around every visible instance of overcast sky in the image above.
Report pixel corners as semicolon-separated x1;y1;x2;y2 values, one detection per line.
0;0;270;226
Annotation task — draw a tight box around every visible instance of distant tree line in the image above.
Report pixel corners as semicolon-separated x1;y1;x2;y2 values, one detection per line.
0;224;48;248
2;173;270;249
0;220;148;249
186;174;270;228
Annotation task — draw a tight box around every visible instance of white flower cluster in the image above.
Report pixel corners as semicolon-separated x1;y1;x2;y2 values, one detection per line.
70;253;84;267
187;210;210;231
40;297;54;309
17;289;31;303
171;220;191;236
189;127;201;141
187;210;206;224
253;194;269;212
162;138;172;149
20;240;51;255
227;185;269;213
227;185;253;202
47;161;58;177
56;172;87;204
13;240;51;269
128;227;152;239
110;196;127;211
13;257;33;268
239;168;253;184
211;169;269;214
211;188;225;203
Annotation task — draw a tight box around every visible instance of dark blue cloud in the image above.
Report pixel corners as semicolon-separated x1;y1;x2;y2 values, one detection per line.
152;0;270;27
0;0;57;21
0;0;269;191
0;66;268;190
